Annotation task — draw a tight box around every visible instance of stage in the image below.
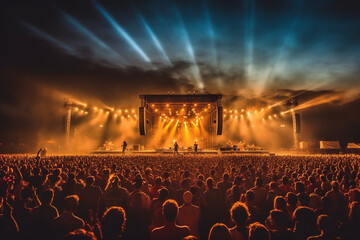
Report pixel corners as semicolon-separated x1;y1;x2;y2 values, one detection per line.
90;149;269;155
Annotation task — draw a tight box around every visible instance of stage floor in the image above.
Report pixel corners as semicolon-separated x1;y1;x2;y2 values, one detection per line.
91;149;269;155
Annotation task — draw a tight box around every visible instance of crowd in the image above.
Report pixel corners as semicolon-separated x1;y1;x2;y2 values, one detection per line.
1;154;360;240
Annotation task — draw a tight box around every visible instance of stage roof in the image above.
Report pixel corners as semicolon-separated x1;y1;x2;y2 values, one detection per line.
139;94;222;103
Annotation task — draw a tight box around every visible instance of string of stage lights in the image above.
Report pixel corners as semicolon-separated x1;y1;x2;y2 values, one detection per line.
67;100;292;128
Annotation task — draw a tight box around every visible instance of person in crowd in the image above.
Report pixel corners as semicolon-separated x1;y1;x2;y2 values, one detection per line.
52;195;85;239
78;176;102;220
208;223;232;240
293;206;319;240
103;176;129;210
101;206;126;240
151;199;191;240
249;222;270;240
229;201;249;240
307;214;340;240
266;209;294;240
177;191;201;238
32;188;59;239
217;173;232;197
150;188;169;231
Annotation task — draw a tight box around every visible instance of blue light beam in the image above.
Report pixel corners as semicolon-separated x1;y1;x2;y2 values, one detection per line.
138;13;172;65
93;1;151;63
61;10;126;65
175;9;204;89
21;21;75;54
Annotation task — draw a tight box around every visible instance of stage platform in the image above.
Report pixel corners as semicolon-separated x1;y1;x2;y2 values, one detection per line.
91;149;269;155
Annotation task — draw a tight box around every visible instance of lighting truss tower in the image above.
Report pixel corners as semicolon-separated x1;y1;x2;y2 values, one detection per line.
64;100;78;147
287;97;299;150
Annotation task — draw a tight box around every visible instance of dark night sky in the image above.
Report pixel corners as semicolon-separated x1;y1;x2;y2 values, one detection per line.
1;0;360;152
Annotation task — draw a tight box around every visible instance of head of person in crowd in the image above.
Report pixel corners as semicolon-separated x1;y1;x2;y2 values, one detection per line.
208;223;232;240
268;209;289;231
85;176;95;187
206;177;214;190
183;236;199;240
286;192;298;208
282;176;289;185
274;196;287;213
64;195;80;213
163;199;179;223
316;214;338;237
65;229;97;240
159;188;169;201
101;206;126;240
183;191;193;205
230;201;249;227
41;188;54;205
249;222;270;240
245;190;255;204
293;206;318;237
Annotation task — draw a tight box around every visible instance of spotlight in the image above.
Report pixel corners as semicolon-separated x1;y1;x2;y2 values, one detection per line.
106;111;109;115
80;110;84;113
131;109;135;113
75;107;79;111
194;103;197;106
125;109;128;113
111;108;114;112
166;104;169;107
127;115;130;117
118;110;122;113
85;112;88;115
94;107;98;111
134;114;137;118
100;109;103;113
151;104;155;107
234;110;238;114
114;114;118;118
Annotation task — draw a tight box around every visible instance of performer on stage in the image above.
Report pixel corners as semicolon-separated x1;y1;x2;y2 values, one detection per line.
194;140;198;154
174;141;179;156
122;141;127;154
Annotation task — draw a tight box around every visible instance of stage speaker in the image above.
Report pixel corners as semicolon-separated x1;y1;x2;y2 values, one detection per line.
139;107;145;135
295;113;300;133
217;106;223;135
